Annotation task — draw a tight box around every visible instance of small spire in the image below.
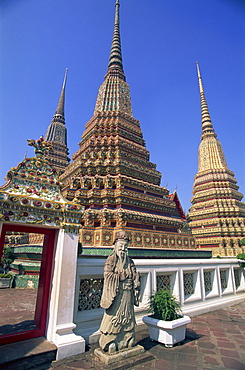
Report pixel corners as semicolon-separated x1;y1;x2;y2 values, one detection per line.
54;68;68;119
106;0;125;80
46;70;68;142
196;62;216;139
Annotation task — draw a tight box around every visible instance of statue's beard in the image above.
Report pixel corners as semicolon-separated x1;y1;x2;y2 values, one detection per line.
118;251;127;270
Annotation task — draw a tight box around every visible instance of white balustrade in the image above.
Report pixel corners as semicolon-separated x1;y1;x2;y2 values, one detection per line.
74;257;245;344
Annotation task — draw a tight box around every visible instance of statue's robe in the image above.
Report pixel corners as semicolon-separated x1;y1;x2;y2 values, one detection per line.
99;254;140;351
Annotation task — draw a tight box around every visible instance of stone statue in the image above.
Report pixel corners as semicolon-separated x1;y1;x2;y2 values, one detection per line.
99;231;140;353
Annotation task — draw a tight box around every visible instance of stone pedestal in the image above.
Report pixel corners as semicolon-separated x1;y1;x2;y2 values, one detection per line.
94;345;145;365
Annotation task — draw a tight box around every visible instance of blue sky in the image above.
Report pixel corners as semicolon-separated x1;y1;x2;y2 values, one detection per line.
1;0;244;213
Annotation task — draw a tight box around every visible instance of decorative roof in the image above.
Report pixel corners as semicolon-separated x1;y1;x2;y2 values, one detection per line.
115;208;184;225
0;138;83;232
169;190;186;220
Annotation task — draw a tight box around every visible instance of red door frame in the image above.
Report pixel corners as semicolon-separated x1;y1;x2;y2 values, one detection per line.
0;223;57;345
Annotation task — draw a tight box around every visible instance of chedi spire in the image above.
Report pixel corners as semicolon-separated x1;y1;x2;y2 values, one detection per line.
106;0;125;79
196;62;216;140
196;62;227;172
52;68;68;125
94;0;132;115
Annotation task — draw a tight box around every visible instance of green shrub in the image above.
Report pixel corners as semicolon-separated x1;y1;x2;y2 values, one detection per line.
1;245;15;273
150;289;182;321
237;253;245;261
0;273;12;278
239;238;245;247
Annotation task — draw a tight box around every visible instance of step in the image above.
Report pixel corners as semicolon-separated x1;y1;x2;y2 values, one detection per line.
0;337;57;370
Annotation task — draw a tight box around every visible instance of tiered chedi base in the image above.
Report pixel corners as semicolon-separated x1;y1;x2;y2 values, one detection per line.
188;168;245;257
61;113;195;249
44;139;70;174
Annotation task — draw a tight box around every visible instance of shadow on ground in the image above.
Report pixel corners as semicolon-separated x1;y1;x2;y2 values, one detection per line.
137;328;202;351
0;320;37;336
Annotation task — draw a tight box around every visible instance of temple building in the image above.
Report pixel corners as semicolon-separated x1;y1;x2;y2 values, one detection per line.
61;0;195;249
44;69;70;173
188;63;245;256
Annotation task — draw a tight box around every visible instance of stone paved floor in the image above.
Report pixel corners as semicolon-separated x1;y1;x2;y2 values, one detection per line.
0;288;37;335
0;288;245;369
48;302;245;370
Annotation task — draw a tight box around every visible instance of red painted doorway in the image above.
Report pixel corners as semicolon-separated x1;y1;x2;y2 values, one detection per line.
0;223;56;345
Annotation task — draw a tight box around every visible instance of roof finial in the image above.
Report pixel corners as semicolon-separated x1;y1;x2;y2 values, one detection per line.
61;68;68;91
196;62;216;139
115;0;120;24
196;62;204;94
27;136;52;158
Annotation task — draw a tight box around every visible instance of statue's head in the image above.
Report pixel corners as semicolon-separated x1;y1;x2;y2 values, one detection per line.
113;231;130;259
113;231;130;244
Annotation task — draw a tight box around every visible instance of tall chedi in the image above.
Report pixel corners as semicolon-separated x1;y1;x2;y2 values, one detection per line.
44;69;70;173
188;62;245;256
61;0;195;249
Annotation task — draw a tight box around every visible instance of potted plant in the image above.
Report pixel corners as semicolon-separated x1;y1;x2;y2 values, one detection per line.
0;273;12;288
1;245;15;273
142;289;191;347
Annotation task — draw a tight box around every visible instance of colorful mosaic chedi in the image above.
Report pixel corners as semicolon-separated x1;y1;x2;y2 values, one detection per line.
188;63;245;256
44;69;70;173
61;1;195;249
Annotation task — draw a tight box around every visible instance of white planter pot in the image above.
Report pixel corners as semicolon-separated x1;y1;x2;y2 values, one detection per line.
142;315;191;347
0;278;11;289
